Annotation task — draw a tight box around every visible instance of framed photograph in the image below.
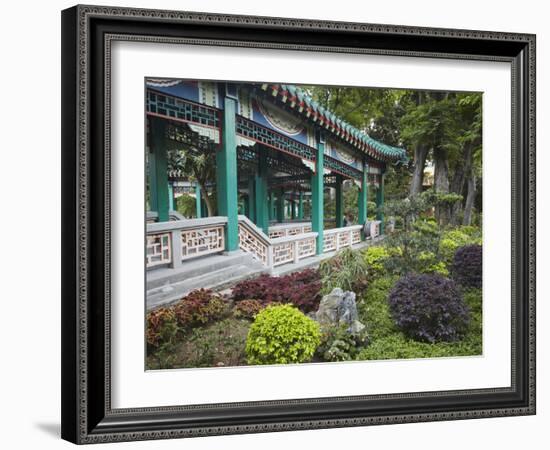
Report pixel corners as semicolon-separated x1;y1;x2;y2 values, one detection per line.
61;5;536;444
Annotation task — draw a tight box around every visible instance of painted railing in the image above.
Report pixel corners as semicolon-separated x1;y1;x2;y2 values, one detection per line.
146;217;227;269
322;225;363;253
238;215;318;268
146;215;376;271
268;222;312;239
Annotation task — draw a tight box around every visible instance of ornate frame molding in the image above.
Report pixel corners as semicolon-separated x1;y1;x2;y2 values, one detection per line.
61;5;536;444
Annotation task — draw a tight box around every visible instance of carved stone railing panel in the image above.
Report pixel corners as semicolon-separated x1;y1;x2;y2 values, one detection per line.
146;217;227;269
268;222;312;239
146;233;171;267
272;241;295;266
297;236;316;259
351;228;362;244
238;223;269;266
323;233;337;252
181;226;225;260
323;225;363;253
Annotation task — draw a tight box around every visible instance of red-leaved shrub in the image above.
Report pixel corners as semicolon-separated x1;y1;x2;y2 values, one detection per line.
173;289;226;329
233;299;265;320
232;269;322;313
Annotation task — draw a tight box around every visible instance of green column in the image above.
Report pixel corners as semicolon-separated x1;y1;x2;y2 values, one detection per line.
255;147;269;234
216;93;239;251
358;162;368;228
150;118;170;222
298;191;304;220
247;178;255;222
195;184;202;219
335;175;344;228
276;188;285;222
311;133;325;254
376;170;385;234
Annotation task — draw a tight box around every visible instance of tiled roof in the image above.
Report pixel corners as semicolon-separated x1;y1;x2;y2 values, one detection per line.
260;83;408;163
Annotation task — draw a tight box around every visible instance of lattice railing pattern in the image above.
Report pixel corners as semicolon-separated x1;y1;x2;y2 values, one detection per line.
146;233;171;267
268;223;312;239
323;233;337;252
323;226;363;253
181;226;225;260
297;237;316;259
238;224;269;265
272;241;295;266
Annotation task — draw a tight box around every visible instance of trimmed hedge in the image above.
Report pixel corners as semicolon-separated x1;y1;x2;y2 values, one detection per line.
245;304;321;365
388;273;470;343
452;244;482;288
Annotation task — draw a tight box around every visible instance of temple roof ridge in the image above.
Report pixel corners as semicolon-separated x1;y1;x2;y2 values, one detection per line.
261;83;408;164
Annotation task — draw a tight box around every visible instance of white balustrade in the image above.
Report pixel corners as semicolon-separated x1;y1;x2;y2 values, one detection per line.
268;222;312;239
322;225;363;253
147;216;370;271
146;217;227;269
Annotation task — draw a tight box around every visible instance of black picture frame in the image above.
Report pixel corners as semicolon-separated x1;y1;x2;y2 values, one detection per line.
61;4;536;444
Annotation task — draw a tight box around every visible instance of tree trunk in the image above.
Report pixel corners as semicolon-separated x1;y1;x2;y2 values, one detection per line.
449;142;473;225
409;144;429;196
463;173;476;225
199;182;215;216
433;147;450;225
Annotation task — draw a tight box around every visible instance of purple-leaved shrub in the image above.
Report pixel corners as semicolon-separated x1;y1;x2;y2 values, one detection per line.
388;273;470;343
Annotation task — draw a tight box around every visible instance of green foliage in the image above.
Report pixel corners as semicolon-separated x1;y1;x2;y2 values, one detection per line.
355;281;482;361
363;246;390;278
175;193;197;218
439;228;481;263
147;318;250;369
417;251;449;276
245;305;321;365
318;247;369;294
317;324;366;362
357;277;397;341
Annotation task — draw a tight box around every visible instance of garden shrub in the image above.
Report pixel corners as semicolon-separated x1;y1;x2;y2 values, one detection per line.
232;269;321;313
357;276;397;341
233;299;265;320
417;251;449;276
318;247;369;294
146;307;178;348
245;304;321;365
439;228;478;263
177;318;249;368
363;246;390;278
317;324;368;362
388;273;470;343
173;289;226;329
452;244;482;288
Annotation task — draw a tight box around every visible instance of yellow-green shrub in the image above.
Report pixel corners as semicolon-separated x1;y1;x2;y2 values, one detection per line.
439;229;480;263
363;246;390;277
245;304;321;365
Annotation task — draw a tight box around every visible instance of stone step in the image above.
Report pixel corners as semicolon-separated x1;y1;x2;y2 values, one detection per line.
147;250;261;290
146;263;266;310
